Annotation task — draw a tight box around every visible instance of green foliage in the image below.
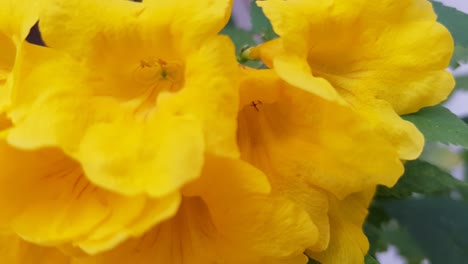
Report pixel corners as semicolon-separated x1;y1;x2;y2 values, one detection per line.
380;226;425;264
364;255;380;264
382;198;468;264
221;20;256;53
431;2;468;68
250;1;277;41
455;75;468;90
402;105;468;148
432;2;468;46
451;45;468;69
368;154;468;264
377;160;465;198
307;258;320;264
221;1;277;66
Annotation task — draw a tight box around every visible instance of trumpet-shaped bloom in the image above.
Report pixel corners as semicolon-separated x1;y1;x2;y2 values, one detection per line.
249;0;455;160
1;0;321;262
0;133;180;254
8;0;239;199
64;156;317;264
236;67;402;261
0;130;317;263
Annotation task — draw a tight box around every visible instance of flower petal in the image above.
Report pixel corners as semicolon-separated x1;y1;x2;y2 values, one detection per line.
77;111;204;197
274;54;343;104
39;0;145;58
309;189;375;264
0;0;39;43
0;234;69;264
76;193;181;254
169;36;240;158
193;156;318;259
344;95;425;160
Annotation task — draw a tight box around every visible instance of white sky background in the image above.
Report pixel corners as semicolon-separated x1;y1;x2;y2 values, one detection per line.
232;1;468;263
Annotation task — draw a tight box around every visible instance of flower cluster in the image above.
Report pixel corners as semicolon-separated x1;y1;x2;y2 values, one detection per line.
0;0;453;263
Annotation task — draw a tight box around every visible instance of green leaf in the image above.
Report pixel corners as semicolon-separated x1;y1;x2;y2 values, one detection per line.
456;75;468;90
432;2;468;46
365;223;385;256
377;160;464;198
364;255;380;264
382;198;468;264
451;45;468;68
307;258;320;264
402;105;468;148
220;21;261;67
381;227;425;264
250;0;277;41
221;21;256;52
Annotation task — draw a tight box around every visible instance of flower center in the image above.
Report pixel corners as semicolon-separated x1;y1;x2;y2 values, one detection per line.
132;57;184;120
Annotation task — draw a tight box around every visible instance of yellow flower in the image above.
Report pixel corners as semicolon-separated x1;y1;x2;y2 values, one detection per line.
0;132;180;254
8;0;239;198
248;0;455;160
61;157;316;264
0;132;315;262
237;67;402;263
1;0;319;262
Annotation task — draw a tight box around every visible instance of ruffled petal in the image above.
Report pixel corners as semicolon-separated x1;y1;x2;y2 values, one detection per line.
77;113;204;198
309;189;375;264
256;0;454;159
0;0;39;43
73;157;312;264
0;139;179;252
0;234;70;264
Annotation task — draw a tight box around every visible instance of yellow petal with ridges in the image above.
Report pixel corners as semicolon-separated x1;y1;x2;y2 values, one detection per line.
0;234;70;264
309;189;375;264
256;0;454;159
77;110;204;198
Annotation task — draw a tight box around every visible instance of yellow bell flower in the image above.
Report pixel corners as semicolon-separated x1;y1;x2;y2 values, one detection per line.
7;0;240;199
60;156;316;264
0;128;317;262
248;0;455;160
0;133;180;254
237;66;403;263
1;0;320;262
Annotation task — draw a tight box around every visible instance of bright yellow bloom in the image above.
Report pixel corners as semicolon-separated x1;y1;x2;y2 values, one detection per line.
249;0;455;160
237;67;402;263
1;0;319;263
65;157;316;264
0;134;179;254
0;132;315;262
309;189;375;264
8;0;239;198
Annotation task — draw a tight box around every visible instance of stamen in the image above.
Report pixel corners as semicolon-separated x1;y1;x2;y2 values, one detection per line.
132;57;184;120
